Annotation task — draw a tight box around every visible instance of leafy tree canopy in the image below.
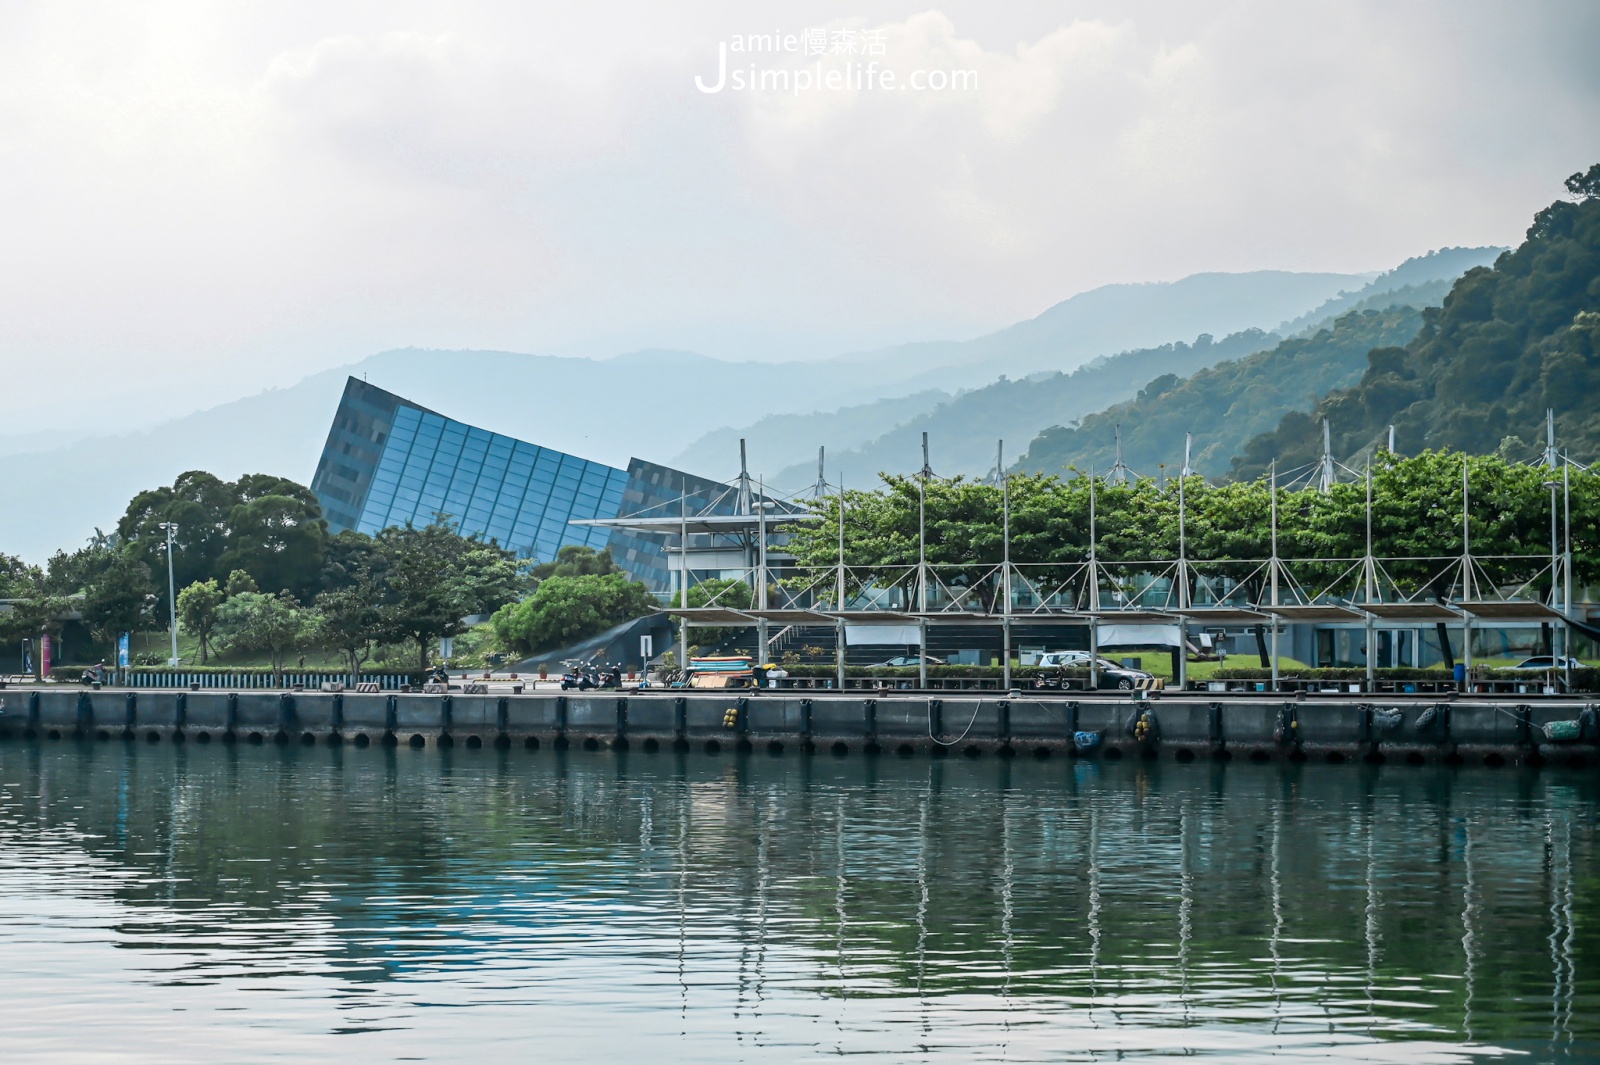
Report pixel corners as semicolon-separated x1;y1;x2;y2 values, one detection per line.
177;579;226;664
532;545;622;581
374;518;525;669
491;571;657;656
785;454;1600;609
117;470;327;611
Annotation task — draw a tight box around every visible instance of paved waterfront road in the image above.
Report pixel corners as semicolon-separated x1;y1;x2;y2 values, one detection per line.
0;741;1595;1063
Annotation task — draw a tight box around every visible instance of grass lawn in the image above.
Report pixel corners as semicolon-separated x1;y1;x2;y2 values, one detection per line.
122;630;348;670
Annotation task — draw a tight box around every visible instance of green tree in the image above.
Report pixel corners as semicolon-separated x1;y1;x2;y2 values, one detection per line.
1566;162;1600;200
312;580;383;679
177;579;225;663
531;545;622;581
116;471;328;613
117;471;234;612
0;559;69;677
215;591;309;680
225;569;259;596
679;577;755;646
319;530;383;591
80;552;156;649
375;520;524;670
219;489;328;601
491;572;657;655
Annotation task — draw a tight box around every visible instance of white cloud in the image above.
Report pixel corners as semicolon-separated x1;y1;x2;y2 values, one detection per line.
0;0;1594;435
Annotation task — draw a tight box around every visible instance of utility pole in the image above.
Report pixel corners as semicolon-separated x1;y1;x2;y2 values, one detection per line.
158;522;179;667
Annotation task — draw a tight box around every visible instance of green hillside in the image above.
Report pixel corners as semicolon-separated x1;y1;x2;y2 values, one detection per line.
1233;165;1600;477
1014;306;1426;479
771;329;1276;486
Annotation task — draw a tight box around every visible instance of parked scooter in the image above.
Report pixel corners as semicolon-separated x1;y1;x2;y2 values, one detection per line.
560;664;598;691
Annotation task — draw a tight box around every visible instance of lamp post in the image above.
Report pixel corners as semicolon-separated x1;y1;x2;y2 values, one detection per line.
158;522;179;666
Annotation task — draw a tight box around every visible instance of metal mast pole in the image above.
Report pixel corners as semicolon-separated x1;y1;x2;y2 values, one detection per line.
836;476;846;690
1365;466;1376;693
160;522;179;667
1176;433;1190;691
1563;456;1573;690
757;478;768;666
679;491;689;670
1000;440;1011;690
1270;461;1280;693
1462;457;1473;681
1547;409;1560;671
918;433;929;689
1088;469;1100;692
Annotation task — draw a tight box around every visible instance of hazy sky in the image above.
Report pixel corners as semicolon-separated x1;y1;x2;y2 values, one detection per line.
1;1;1596;432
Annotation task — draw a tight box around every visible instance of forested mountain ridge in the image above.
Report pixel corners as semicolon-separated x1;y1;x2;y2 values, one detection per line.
1232;164;1600;478
1013;306;1426;479
769;329;1276;488
750;247;1496;489
1272;246;1501;337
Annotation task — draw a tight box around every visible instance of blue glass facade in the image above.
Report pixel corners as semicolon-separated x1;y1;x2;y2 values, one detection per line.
312;378;627;563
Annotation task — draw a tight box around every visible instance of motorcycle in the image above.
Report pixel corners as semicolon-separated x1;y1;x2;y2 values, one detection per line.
560;667;598;691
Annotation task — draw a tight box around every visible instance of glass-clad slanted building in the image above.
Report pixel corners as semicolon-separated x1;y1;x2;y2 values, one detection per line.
311;378;628;564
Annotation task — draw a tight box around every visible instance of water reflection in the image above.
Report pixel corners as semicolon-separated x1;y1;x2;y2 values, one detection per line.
0;741;1596;1063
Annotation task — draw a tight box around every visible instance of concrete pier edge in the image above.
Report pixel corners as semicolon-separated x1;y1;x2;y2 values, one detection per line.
2;688;1596;768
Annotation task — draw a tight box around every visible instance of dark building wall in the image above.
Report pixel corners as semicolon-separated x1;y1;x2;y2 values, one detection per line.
310;378;415;532
608;459;747;592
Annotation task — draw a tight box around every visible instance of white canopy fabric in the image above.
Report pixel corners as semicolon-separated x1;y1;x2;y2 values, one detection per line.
844;623;922;646
1097;623;1182;648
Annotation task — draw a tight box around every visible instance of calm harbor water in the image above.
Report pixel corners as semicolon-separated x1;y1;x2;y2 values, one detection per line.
0;741;1595;1063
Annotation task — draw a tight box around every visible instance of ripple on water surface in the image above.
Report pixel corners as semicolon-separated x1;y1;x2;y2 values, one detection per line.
0;742;1596;1063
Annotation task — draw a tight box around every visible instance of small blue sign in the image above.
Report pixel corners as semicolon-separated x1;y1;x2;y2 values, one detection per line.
117;632;131;669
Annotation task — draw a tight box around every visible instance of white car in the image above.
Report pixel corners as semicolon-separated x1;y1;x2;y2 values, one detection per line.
1036;651;1094;669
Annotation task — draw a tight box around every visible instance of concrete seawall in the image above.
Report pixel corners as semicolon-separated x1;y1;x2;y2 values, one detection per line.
1;688;1596;768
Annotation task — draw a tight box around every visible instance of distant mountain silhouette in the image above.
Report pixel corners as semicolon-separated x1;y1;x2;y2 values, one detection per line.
1;265;1437;560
